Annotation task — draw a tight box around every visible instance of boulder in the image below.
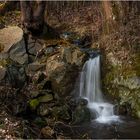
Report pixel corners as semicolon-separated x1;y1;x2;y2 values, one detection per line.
6;64;27;89
41;126;54;138
102;50;140;118
46;45;87;96
71;99;91;125
0;26;23;53
0;26;28;64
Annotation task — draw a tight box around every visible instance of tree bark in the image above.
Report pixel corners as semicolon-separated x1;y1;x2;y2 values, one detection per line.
20;1;46;36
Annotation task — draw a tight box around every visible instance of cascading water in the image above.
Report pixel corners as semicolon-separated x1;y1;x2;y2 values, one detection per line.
80;55;119;123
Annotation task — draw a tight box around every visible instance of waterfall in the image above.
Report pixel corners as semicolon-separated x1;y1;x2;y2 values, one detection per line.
80;55;119;123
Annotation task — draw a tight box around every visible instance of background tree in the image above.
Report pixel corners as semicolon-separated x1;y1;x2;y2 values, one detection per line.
20;1;46;36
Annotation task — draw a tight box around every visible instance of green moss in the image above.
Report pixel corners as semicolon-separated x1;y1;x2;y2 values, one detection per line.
29;99;39;110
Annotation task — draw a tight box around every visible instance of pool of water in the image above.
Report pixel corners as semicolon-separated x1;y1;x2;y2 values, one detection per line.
56;116;140;139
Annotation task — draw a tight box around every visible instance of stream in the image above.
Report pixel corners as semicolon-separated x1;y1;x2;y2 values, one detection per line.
56;116;140;139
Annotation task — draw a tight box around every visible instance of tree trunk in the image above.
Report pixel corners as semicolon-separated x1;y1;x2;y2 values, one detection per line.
20;1;46;36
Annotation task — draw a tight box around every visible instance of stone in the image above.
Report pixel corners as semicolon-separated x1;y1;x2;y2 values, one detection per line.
71;102;91;125
0;26;28;64
41;126;54;138
78;98;88;106
27;38;43;56
27;61;46;73
46;45;87;96
9;40;28;64
0;26;23;53
6;64;27;89
38;94;53;103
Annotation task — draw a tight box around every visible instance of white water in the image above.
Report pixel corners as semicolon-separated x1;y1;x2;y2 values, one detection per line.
80;56;119;123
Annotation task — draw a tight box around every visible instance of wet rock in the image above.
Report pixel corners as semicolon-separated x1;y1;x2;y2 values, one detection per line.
41;126;54;138
118;105;128;115
37;104;50;116
46;45;86;96
71;100;91;125
78;98;88;106
6;64;27;89
9;41;28;64
51;105;71;121
0;26;28;64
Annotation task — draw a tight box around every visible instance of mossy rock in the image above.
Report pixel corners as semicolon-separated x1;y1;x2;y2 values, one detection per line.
29;99;39;111
71;105;91;125
38;94;53;103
